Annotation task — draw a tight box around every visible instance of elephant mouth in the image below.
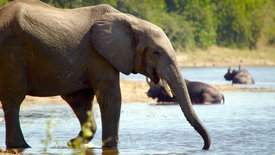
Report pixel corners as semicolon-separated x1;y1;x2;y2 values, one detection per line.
151;68;173;98
151;68;160;84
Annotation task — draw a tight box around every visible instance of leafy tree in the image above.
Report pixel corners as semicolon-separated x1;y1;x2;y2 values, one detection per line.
82;0;117;7
214;0;271;48
160;13;195;50
116;0;166;23
41;0;82;8
254;0;275;47
164;0;217;49
0;0;11;7
181;0;217;49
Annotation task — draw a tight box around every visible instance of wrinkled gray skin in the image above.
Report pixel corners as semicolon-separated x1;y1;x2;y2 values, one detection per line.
224;67;255;84
147;79;225;104
0;0;210;150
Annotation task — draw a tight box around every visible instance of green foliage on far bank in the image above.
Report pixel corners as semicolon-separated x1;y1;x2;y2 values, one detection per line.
1;0;274;51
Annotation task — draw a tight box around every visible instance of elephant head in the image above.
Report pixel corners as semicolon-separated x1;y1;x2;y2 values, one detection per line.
90;13;211;150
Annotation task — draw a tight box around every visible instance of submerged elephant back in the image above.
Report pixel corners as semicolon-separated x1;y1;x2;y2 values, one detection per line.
186;80;224;104
233;69;255;84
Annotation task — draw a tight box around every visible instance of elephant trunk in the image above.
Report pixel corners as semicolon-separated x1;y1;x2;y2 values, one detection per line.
164;66;211;150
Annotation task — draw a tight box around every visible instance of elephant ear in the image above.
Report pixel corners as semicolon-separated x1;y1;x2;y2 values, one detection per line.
90;13;137;75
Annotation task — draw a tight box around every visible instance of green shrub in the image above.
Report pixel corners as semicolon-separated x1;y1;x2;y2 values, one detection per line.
0;0;10;7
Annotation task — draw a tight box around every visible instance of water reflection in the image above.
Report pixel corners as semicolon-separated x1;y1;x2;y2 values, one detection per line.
85;148;119;155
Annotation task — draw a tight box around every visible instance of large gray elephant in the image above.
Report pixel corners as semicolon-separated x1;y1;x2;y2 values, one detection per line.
147;78;225;104
0;0;210;150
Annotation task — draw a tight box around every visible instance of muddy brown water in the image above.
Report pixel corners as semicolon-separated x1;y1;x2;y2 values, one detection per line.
0;91;275;154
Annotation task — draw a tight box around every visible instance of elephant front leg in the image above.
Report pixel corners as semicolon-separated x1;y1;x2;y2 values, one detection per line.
95;80;121;148
2;98;30;148
61;89;97;146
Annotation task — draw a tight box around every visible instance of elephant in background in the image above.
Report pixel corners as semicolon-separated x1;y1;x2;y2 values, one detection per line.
147;78;225;104
0;0;210;150
224;66;255;84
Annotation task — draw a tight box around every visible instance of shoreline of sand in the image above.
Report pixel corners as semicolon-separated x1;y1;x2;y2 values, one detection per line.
0;79;268;108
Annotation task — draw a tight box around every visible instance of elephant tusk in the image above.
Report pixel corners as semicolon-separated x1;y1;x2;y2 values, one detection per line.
146;77;150;84
161;79;173;98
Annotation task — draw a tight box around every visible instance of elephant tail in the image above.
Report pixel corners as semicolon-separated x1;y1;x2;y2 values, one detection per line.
221;94;225;104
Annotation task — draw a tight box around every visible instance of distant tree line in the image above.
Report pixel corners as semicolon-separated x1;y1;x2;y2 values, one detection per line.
1;0;274;51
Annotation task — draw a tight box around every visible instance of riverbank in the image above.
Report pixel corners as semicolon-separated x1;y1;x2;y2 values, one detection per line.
3;79;267;107
176;46;275;67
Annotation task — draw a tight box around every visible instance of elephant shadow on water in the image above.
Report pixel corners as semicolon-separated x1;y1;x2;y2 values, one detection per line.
0;0;210;150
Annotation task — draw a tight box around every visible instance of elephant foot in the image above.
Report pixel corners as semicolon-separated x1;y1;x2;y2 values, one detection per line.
102;144;118;149
6;143;31;149
67;136;92;148
102;137;118;148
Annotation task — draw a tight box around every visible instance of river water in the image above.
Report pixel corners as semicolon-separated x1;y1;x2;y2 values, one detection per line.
0;66;275;154
121;66;275;89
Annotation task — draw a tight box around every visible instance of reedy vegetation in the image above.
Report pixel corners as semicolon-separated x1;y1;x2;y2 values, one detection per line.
1;0;274;50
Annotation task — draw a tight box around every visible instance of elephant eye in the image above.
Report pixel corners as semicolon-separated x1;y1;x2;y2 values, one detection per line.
153;51;160;56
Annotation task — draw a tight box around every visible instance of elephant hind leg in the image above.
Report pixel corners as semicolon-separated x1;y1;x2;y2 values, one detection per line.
200;92;213;104
201;92;222;104
2;96;30;148
61;88;97;145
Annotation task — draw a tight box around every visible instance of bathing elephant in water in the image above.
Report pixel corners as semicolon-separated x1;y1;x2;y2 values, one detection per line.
0;0;210;150
147;78;225;104
224;66;255;84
